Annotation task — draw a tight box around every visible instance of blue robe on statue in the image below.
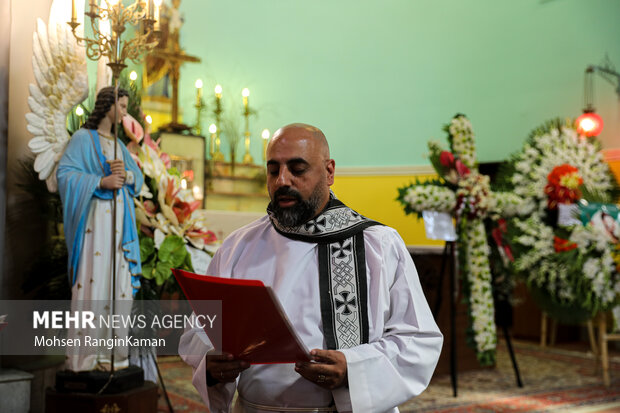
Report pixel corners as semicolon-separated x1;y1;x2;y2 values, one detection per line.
57;128;143;295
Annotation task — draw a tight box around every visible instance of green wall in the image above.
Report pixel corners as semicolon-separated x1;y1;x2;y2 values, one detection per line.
167;0;620;167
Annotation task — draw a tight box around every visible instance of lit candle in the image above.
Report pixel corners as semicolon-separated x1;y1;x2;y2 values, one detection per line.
147;0;154;20
153;0;162;30
261;128;270;161
242;87;250;108
209;123;217;157
154;11;160;30
195;79;203;106
71;0;77;22
145;114;153;134
99;0;111;37
115;33;121;61
129;71;138;82
214;84;222;99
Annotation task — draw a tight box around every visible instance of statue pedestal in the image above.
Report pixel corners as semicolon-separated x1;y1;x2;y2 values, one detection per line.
0;369;34;413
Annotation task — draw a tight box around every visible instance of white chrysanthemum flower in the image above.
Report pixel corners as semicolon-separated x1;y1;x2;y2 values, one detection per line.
583;258;599;280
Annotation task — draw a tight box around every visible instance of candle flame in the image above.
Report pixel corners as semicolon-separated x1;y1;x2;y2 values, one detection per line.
195;79;203;89
129;71;138;81
242;88;250;97
145;115;153;124
209;124;217;134
261;129;270;140
214;84;223;95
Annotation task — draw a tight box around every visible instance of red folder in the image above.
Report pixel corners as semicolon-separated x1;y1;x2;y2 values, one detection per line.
173;269;311;364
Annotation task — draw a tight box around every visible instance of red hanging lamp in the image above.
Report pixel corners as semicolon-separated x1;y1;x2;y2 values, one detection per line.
575;111;604;137
575;66;604;138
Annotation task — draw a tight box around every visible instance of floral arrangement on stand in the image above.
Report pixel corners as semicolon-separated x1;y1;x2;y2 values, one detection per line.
398;114;522;366
124;116;218;296
504;118;620;323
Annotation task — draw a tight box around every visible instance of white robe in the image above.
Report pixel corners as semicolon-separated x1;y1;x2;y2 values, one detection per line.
179;216;443;413
66;135;135;372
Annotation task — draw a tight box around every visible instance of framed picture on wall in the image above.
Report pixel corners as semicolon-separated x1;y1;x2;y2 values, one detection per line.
158;132;206;207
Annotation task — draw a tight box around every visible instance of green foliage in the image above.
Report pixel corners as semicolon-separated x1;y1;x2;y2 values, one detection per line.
138;232;194;296
158;235;188;268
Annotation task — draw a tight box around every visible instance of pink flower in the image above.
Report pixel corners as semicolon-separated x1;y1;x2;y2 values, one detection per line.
143;200;156;216
186;227;218;246
160;152;172;169
122;114;144;145
143;134;159;152
455;159;470;177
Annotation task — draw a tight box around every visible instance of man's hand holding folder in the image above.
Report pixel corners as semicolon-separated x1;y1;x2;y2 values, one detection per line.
173;269;311;365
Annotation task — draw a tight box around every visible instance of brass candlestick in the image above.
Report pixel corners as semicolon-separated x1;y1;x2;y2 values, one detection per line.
69;0;161;81
212;85;225;161
261;128;270;162
241;88;253;164
194;79;205;136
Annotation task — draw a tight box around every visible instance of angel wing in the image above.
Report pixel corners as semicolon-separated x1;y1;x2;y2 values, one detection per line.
26;17;88;192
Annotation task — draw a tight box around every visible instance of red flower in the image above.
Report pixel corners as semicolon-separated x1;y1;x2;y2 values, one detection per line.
164;178;180;205
440;151;455;167
182;169;195;181
172;200;201;224
553;236;578;253
544;164;583;209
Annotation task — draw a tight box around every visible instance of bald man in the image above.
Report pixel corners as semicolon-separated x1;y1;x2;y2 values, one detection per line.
180;124;443;413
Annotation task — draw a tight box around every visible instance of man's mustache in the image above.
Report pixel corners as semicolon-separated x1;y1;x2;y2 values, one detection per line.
273;187;303;202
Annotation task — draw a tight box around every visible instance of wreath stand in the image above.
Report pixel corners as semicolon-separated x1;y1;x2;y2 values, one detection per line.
433;241;523;397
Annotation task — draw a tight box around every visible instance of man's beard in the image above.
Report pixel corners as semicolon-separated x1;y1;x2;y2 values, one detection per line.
268;186;323;229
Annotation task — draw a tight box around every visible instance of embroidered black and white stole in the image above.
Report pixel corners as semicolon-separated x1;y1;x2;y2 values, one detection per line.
268;197;382;349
